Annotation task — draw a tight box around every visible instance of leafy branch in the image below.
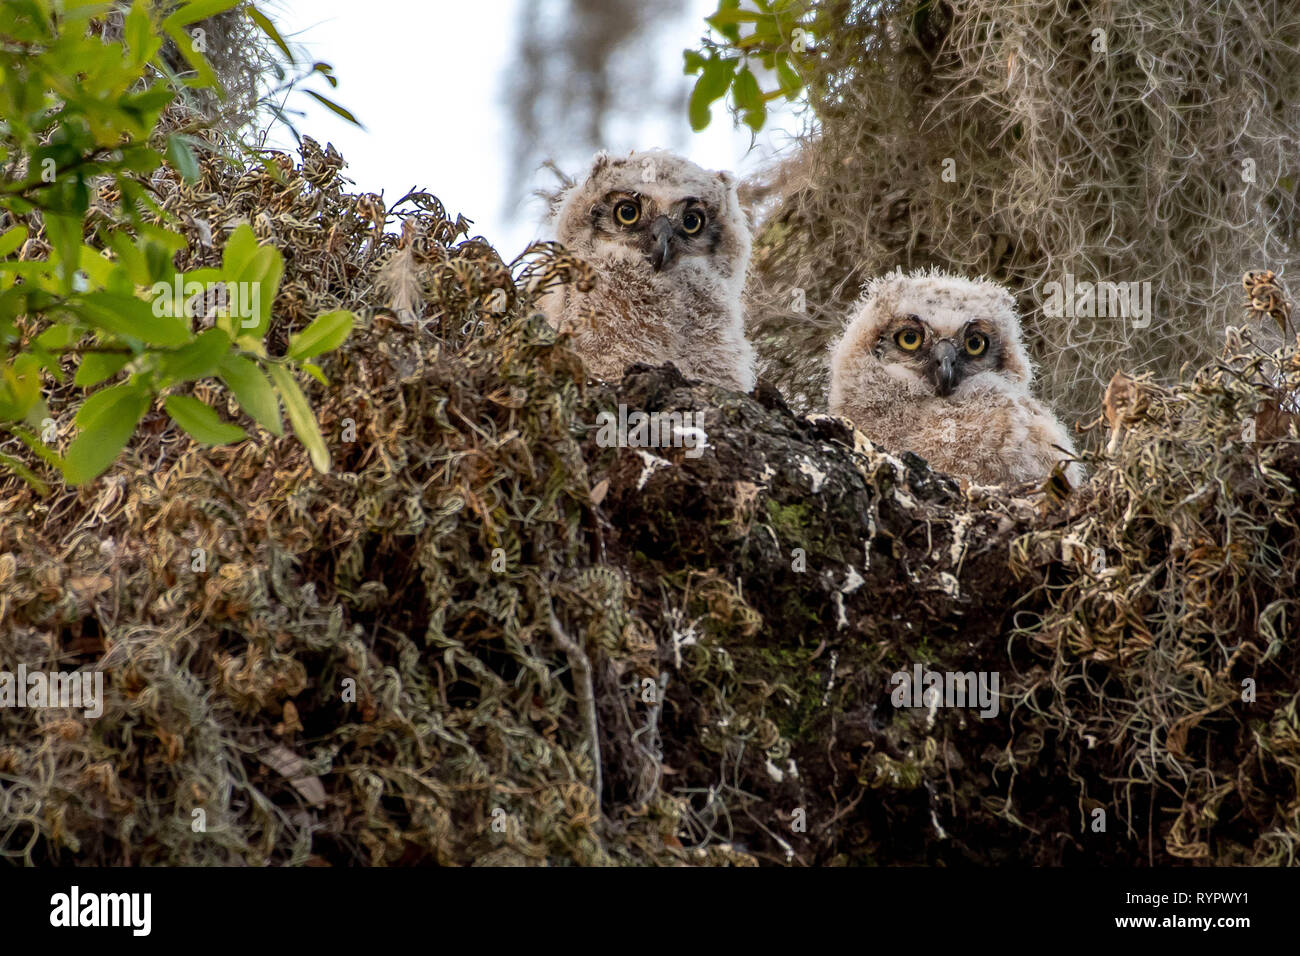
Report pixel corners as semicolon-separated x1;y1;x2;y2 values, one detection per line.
684;0;813;132
0;0;359;490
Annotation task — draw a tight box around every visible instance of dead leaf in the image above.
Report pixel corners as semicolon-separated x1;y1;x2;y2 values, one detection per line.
259;745;326;807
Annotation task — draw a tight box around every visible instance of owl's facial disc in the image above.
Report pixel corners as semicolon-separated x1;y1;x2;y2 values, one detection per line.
594;191;715;272
877;314;1000;397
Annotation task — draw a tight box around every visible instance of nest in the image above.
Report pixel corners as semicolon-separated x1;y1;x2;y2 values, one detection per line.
2;136;1298;866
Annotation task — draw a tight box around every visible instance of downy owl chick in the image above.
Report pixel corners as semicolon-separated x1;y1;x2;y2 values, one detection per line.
541;148;756;390
829;267;1082;486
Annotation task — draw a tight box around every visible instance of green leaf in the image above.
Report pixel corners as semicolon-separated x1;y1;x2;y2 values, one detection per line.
0;353;43;421
22;395;50;429
689;57;737;131
697;55;738;101
733;66;762;111
0;450;49;496
10;424;64;468
268;363;329;472
105;232;146;285
287;309;353;360
76;291;190;346
7;426;60;470
303;90;362;127
78;244;117;288
137;223;188;255
164;394;247;445
248;5;295;64
219;225;283;336
312;62;339;88
160;327;230;383
241;250;281;336
162;22;219;90
706;8;762;29
74;351;132;388
708;0;747;41
221;223;260;276
0;225;28;259
166;133;201;182
75;382;135;428
35;324;79;349
64;383;149;485
241;246;280;287
775;54;804;96
218;353;282;436
142;240;179;285
733;68;767;131
301;361;327;385
163;0;245;28
45;213;83;293
123;0;162;67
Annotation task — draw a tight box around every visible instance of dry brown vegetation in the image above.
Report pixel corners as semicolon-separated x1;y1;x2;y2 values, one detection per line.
2;140;1298;865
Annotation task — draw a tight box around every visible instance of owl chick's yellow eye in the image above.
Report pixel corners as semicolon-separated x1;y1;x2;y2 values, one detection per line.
964;332;989;356
682;209;705;235
895;328;923;351
613;200;640;226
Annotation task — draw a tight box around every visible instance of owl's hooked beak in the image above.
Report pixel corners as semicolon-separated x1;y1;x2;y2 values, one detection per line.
931;339;959;397
648;215;676;272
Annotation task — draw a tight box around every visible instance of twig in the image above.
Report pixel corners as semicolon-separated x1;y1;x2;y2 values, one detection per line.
548;606;602;811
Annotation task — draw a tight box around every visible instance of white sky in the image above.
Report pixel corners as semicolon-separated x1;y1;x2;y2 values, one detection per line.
264;0;799;260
